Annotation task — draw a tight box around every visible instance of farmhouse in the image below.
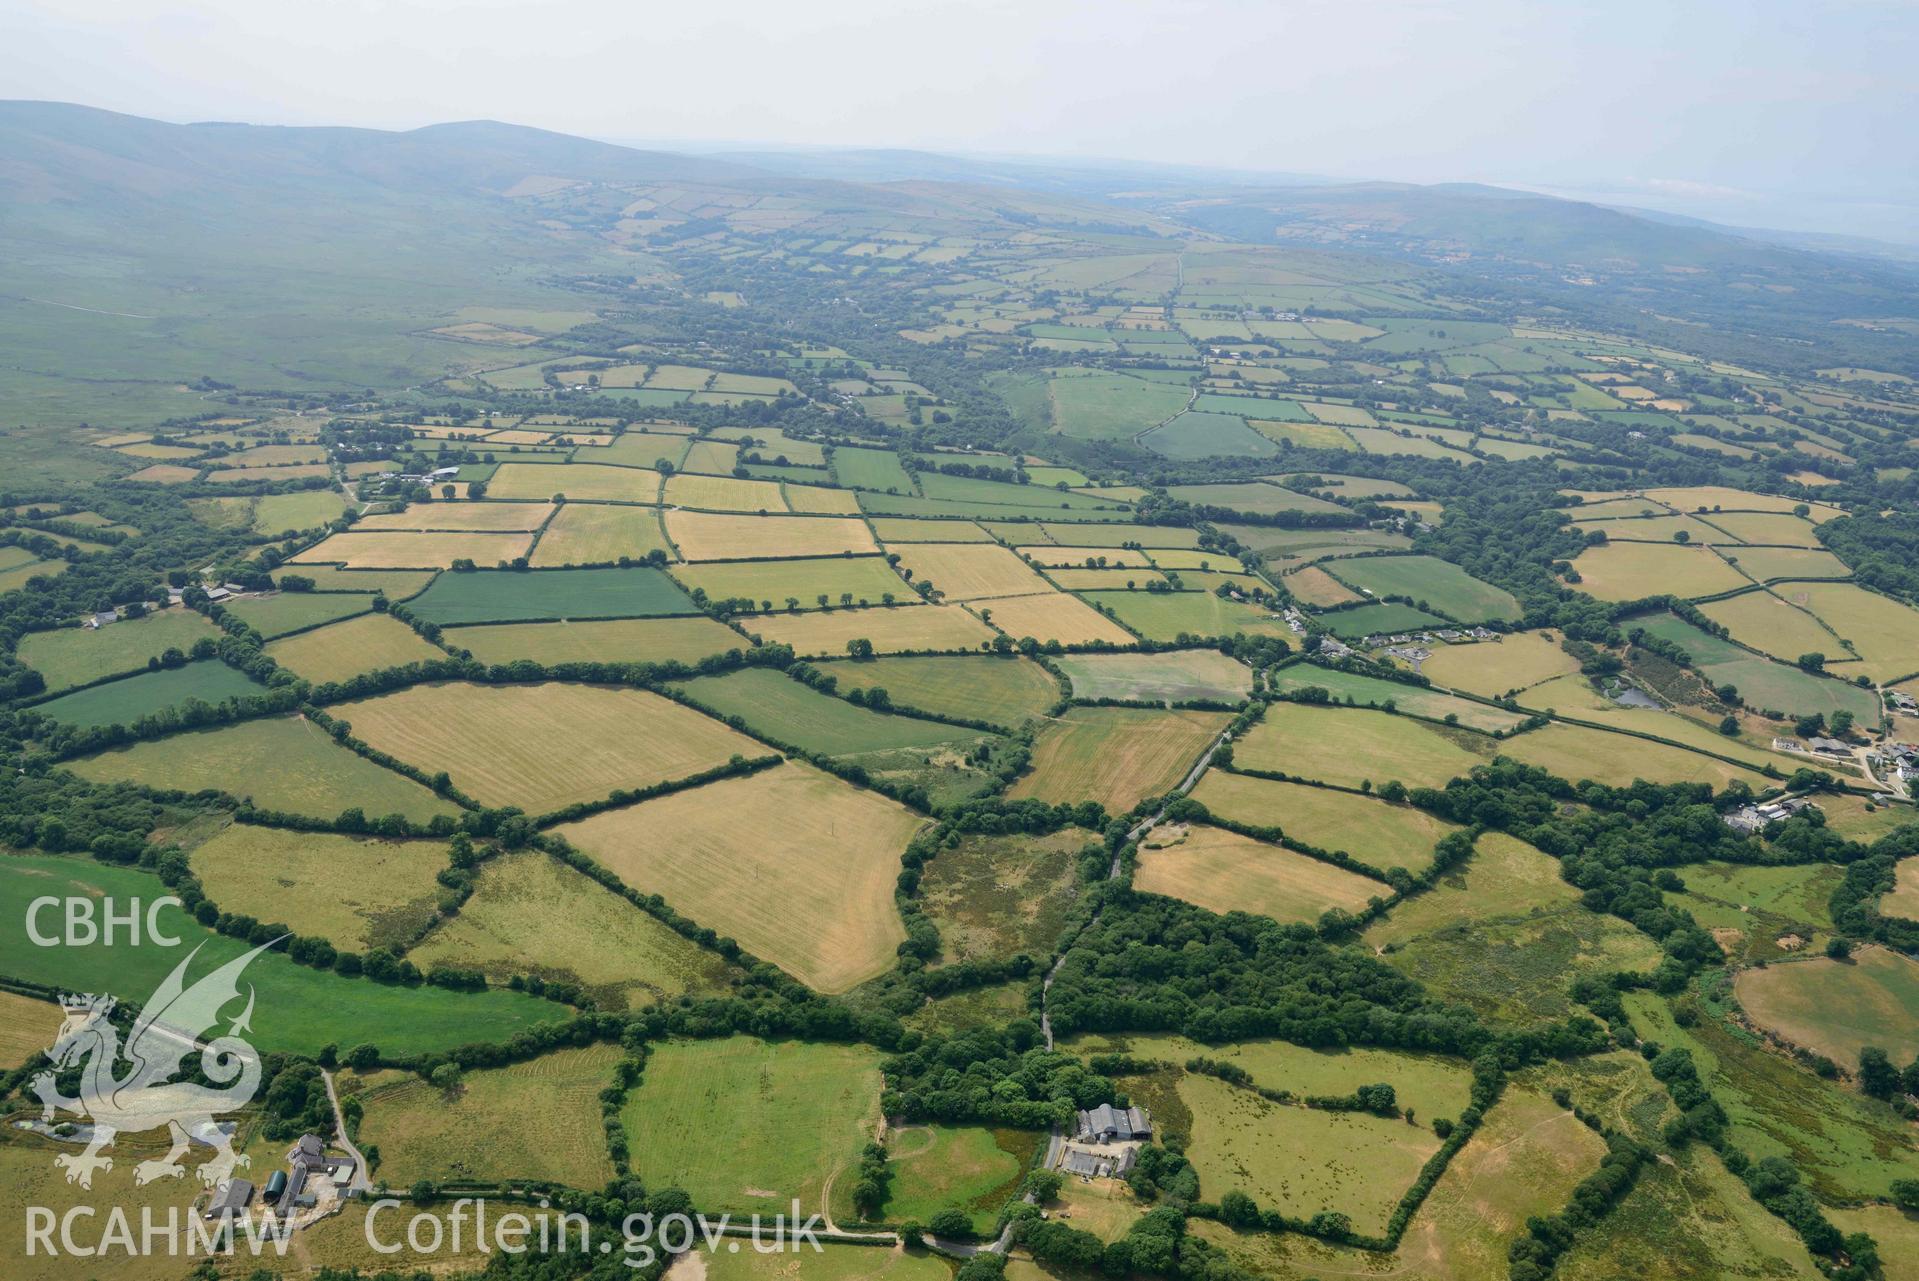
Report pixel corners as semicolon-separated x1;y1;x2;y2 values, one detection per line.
1076;1103;1151;1142
1724;795;1818;834
204;1177;254;1220
1060;1145;1138;1179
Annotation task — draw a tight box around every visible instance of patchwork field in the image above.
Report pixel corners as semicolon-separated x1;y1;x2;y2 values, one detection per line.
17;608;222;691
67;714;454;822
187;824;448;952
222;590;371;637
1567;541;1750;601
409;850;733;1008
29;659;263;728
355;501;553;531
820;654;1059;728
1415;631;1579;697
896;542;1052;600
1053;648;1253;704
488;461;660;502
1733;947;1919;1065
974;590;1137;645
1265;665;1530;731
336;681;758;813
1325;555;1522;622
1009;705;1226;813
664;472;788;512
1234;702;1494;790
621;1036;883;1217
1078;589;1292;643
672;555;907;609
557;762;923;992
671;666;986;756
445;615;744;666
748;602;996;655
532;502;674;565
1697;589;1850;665
1136;823;1383;924
1626;611;1879;721
1787;582;1919;681
405;566;697;624
1501;721;1761;789
1190;772;1460;874
291;530;536;568
667;511;875;560
264;610;446;683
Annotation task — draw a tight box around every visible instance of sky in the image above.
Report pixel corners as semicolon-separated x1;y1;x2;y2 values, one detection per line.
4;0;1916;243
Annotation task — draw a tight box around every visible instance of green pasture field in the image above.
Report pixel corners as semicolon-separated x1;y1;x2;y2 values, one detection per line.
1053;649;1253;704
1265;665;1528;732
832;446;917;492
30;659;262;728
17;608;223;691
1189;772;1460;875
188;824;447;953
1697;590;1851;666
1136;823;1383;924
264;611;447;684
1627;991;1919;1202
68;714;454;822
1315;602;1447;638
1163;482;1344;515
1720;545;1853;583
356;1043;621;1188
622;1036;884;1218
596;431;689;470
1233;702;1494;790
1501;722;1761;790
0;853;557;1057
411;849;734;1011
1140;411;1280;459
1193;392;1307;420
671;556;907;610
1415;631;1580;698
1734;947;1919;1065
1626;611;1879;721
280;565;436;596
1367;833;1662;1028
1324;555;1521;622
1344;427;1475;461
221;590;371;639
1079;590;1293;642
1217;523;1409;559
406;566;696;625
817;654;1058;728
919;471;1129;513
1045;371;1195;440
747;603;996;656
878;1125;1036;1234
531;502;672;565
444;615;743;667
919;828;1089;965
1248;418;1357;450
190;488;350;535
1009;705;1230;814
337;681;759;814
670;667;987;755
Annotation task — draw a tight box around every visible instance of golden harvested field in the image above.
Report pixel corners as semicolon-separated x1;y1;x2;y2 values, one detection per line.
782;483;863;514
663;472;788;511
188;824;448;952
1698;590;1847;663
1282;565;1362;605
408;850;733;1008
531;502;673;565
291;529;534;568
1009;705;1229;813
446;616;744;666
555;762;924;992
1502;722;1760;788
489;462;661;502
263;610;446;683
1418;631;1579;697
1190;772;1460;874
667;510;876;560
1645;486;1837;519
1567;541;1750;601
747;603;996;655
1732;947;1919;1066
125;463;201;483
354;501;553;531
0;990;62;1068
1787;582;1919;681
972;591;1136;645
1136;823;1381;923
335;681;761;814
895;542;1053;600
356;1043;620;1187
1234;703;1494;791
1699;511;1823;546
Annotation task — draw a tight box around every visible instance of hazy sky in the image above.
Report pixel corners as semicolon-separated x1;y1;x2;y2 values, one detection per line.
5;0;1915;241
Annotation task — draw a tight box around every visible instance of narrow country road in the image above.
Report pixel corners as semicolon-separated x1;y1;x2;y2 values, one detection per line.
321;1069;374;1193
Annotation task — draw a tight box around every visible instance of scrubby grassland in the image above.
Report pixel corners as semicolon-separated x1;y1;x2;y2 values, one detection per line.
29;659;262;727
972;590;1136;645
1567;541;1750;601
1078;590;1292;643
1367;833;1662;1028
290;529;535;569
356;501;553;531
881;1125;1035;1234
1190;772;1460;874
672;556;907;609
0;990;61;1069
747;602;996;655
0;855;557;1056
918;828;1089;964
670;667;985;755
1733;947;1919;1065
1234;702;1493;791
1669;860;1841;962
187;824;447;952
335;681;760;813
1009;706;1228;812
894;542;1052;599
1501;722;1762;789
1325;555;1522;622
444;616;743;666
408;851;733;1009
666;510;875;560
68;715;453;822
1053;649;1252;704
263;610;445;683
531;502;673;565
1627;611;1879;722
355;1043;620;1187
621;1036;883;1217
17;608;221;690
1265;665;1528;731
1106;1033;1472;1122
405;566;697;624
557;763;921;992
820;654;1059;728
1135;823;1381;923
220;590;372;638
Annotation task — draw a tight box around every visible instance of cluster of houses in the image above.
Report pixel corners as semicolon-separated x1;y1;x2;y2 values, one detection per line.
1866;740;1919;796
1055;1105;1152;1181
205;1134;357;1226
373;465;461;485
1723;794;1820;835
